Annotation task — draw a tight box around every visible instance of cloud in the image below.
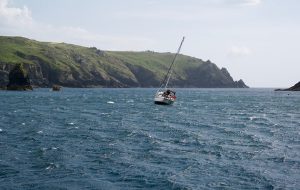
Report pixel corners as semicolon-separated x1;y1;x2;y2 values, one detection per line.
114;10;202;22
228;46;252;57
0;0;154;50
241;0;262;6
0;0;90;39
206;0;262;6
0;0;33;26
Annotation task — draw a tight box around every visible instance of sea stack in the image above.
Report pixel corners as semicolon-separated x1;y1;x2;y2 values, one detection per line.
7;63;33;91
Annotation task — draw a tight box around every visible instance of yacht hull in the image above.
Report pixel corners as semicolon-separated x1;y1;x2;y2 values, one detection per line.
154;96;175;105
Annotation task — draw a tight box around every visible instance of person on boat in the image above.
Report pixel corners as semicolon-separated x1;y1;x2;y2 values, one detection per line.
162;89;176;99
163;89;171;97
169;91;176;99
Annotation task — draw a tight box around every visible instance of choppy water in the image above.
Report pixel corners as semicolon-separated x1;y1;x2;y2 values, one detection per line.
0;88;299;189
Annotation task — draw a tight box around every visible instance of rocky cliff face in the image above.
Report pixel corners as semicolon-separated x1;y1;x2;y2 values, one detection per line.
0;62;48;87
0;70;8;88
0;36;248;88
6;63;33;90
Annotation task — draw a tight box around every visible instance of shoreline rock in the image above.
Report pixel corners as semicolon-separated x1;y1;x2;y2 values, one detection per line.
275;81;300;91
52;85;62;91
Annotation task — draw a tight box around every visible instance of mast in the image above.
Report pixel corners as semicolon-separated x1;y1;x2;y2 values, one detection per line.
164;37;185;89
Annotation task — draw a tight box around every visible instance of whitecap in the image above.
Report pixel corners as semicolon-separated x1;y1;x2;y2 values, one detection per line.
0;128;2;132
68;122;75;125
45;163;58;170
21;123;26;126
100;113;109;115
107;101;115;104
37;131;43;134
249;116;257;121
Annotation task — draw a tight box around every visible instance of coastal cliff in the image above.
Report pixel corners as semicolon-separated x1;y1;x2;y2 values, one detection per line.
0;36;248;88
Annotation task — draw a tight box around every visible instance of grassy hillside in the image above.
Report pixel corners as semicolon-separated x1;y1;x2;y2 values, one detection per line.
0;36;248;88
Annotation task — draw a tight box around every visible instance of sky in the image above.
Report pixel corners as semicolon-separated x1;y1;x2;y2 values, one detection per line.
0;0;299;87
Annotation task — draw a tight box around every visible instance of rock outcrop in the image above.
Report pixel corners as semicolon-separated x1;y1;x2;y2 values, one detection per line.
275;82;300;91
52;85;61;91
6;63;33;90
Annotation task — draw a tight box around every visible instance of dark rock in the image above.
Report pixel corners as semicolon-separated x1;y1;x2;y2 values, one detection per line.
275;81;300;91
287;81;300;91
220;68;233;81
96;50;105;56
7;63;33;90
125;63;158;87
52;85;61;91
89;47;105;56
235;79;249;88
183;63;249;88
0;70;8;89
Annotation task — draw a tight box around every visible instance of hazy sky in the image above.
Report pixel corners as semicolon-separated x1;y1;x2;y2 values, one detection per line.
0;0;299;87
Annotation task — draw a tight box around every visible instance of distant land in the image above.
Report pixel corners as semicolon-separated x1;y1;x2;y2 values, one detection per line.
275;81;300;91
0;36;248;88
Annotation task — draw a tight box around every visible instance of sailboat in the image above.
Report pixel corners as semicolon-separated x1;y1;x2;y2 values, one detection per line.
154;37;185;105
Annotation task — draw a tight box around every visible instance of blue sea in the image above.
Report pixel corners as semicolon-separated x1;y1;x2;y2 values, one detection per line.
0;88;299;189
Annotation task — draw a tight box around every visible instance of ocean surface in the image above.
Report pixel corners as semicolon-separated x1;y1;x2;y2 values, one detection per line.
0;88;299;189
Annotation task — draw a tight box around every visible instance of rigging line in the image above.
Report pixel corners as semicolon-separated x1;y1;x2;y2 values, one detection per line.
157;37;185;92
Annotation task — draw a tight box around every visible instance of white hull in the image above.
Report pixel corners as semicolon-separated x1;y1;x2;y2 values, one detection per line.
154;93;175;105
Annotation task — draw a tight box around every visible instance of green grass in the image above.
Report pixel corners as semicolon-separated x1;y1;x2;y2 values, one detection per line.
0;36;243;88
